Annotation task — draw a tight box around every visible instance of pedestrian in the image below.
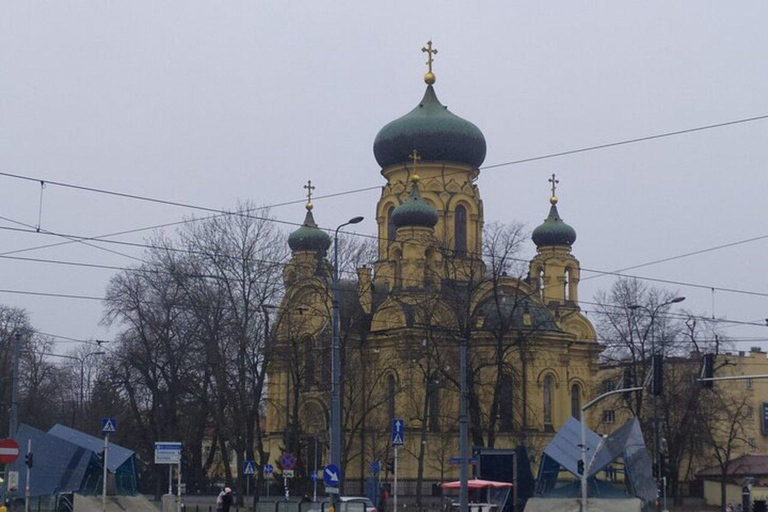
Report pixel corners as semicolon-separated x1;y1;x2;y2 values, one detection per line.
302;495;311;503
726;503;733;512
222;487;233;512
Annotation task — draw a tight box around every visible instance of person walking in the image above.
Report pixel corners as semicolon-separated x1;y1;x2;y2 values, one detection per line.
221;487;233;512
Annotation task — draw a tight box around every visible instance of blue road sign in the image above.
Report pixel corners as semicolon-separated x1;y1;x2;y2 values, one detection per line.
101;418;117;435
264;463;274;475
310;470;318;482
324;464;342;487
370;460;381;475
280;452;296;470
392;418;404;446
448;456;478;466
244;461;256;475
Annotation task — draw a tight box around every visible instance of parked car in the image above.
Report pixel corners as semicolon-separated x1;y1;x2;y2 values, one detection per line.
304;496;376;512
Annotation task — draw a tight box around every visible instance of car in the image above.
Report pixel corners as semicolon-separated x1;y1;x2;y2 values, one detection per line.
340;496;377;512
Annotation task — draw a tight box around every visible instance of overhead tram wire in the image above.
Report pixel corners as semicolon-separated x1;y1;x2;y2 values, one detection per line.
2;110;767;257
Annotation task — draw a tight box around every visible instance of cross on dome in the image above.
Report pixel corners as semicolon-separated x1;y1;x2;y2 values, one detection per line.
304;180;316;210
548;173;559;205
421;40;438;85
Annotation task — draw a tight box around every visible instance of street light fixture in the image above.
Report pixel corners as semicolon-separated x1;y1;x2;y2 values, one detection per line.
331;215;364;496
627;296;685;512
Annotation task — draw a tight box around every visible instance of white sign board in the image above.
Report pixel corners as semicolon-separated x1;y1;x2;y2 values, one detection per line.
8;470;19;492
283;469;295;478
154;442;182;464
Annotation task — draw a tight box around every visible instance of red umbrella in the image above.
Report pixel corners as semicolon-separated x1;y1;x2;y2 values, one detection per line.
439;479;513;490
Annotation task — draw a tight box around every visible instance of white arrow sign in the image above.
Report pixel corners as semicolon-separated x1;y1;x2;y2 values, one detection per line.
325;468;339;483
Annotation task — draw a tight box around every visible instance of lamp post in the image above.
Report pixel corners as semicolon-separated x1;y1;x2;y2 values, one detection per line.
628;296;684;512
42;350;106;426
331;216;364;498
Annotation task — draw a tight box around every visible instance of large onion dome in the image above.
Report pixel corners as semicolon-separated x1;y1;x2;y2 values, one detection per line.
288;207;331;253
390;177;438;229
373;85;486;169
531;197;577;248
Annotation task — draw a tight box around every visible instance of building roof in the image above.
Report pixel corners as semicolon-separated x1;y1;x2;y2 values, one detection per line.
288;208;331;253
373;85;486;169
48;424;135;473
390;178;438;229
697;455;768;478
532;202;576;248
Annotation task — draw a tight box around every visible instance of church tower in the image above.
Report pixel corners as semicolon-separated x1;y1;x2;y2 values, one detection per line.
372;41;487;289
529;174;581;307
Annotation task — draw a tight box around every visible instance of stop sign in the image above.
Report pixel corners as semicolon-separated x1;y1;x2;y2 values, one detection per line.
0;438;20;464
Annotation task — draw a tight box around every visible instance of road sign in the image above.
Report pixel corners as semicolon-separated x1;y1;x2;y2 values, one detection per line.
324;464;341;487
154;442;182;464
280;452;296;470
283;469;295;478
244;461;256;475
8;470;19;492
264;463;274;475
0;438;20;464
310;470;318;482
392;418;404;446
370;460;381;475
101;418;117;435
448;457;478;466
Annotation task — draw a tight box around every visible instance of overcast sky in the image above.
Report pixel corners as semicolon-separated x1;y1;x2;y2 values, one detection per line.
1;2;767;355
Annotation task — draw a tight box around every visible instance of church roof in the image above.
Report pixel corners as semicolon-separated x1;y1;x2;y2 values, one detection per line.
373;85;486;169
532;201;577;248
288;208;331;253
390;178;438;229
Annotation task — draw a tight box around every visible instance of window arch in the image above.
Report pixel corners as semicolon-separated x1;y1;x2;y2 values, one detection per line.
392;248;403;288
571;384;581;419
499;372;514;432
455;205;467;256
387;374;397;419
387;206;396;245
543;375;554;428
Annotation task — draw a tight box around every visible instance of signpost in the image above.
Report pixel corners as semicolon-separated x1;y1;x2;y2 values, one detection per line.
154;442;182;512
280;453;296;500
264;463;274;499
392;419;404;512
244;461;255;497
324;463;341;494
0;438;20;465
101;418;117;512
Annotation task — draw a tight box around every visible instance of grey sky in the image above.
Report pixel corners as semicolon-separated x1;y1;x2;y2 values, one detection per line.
1;2;766;351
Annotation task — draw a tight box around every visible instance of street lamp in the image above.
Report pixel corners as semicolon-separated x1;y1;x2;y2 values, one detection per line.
331;216;364;494
42;350;106;426
627;296;685;512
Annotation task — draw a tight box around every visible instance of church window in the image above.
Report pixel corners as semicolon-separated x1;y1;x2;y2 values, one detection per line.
304;336;315;389
603;410;615;424
455;205;467;256
427;378;440;432
499;373;514;432
387;375;397;419
537;268;545;300
387;206;396;245
564;268;571;301
543;375;554;427
393;249;403;288
570;384;581;419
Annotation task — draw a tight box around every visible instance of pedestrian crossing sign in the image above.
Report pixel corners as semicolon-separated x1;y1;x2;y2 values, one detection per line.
101;418;117;435
244;461;256;475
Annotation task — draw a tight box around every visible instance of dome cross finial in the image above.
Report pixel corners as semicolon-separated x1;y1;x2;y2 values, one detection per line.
548;173;559;205
304;179;316;210
409;149;421;181
421;40;438;85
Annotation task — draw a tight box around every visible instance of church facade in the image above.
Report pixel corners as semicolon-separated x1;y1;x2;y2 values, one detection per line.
264;48;602;494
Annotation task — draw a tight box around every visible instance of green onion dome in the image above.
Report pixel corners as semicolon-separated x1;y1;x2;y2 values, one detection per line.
531;198;577;248
373;85;486;169
390;177;438;229
288;207;331;253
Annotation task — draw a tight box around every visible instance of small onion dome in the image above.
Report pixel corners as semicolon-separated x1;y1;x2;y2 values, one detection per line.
479;295;561;332
373;85;486;169
390;177;438;229
288;208;331;253
531;197;577;247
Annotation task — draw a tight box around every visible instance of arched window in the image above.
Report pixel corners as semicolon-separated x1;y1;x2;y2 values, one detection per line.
543;375;554;428
427;378;440;432
455;205;467;256
304;336;315;389
393;249;403;288
499;373;514;432
564;268;571;301
387;375;397;419
387;206;396;245
571;384;581;419
538;268;545;300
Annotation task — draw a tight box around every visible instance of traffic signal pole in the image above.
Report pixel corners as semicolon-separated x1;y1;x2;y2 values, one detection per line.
102;434;108;512
23;440;31;512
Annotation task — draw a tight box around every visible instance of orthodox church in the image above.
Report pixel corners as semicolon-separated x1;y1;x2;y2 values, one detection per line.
265;44;602;494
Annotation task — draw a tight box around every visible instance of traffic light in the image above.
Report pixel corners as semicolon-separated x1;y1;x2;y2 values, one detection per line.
577;459;584;475
651;354;663;396
25;452;33;468
97;449;105;466
386;460;394;473
702;353;715;388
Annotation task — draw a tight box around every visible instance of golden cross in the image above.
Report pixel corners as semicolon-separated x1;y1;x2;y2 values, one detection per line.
409;150;421;182
303;180;315;207
421;40;438;73
548;173;559;197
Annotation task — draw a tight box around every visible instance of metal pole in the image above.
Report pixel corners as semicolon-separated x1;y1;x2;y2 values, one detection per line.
24;439;31;512
512;451;518;512
9;332;20;438
331;225;343;501
177;461;181;512
79;360;85;428
169;465;173;495
580;408;587;512
459;338;468;512
102;434;108;512
393;447;398;512
313;436;318;502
